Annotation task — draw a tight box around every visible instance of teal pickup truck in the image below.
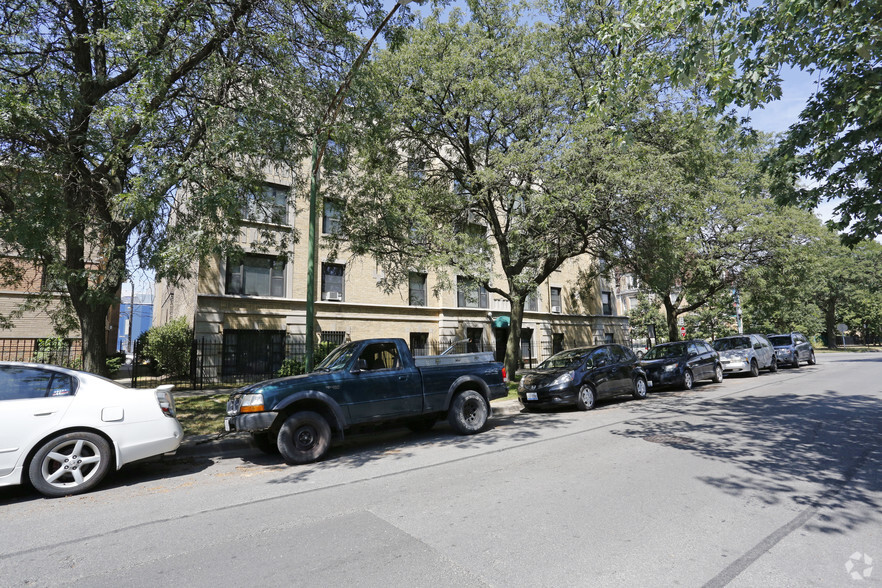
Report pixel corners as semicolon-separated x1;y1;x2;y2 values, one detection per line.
224;338;507;464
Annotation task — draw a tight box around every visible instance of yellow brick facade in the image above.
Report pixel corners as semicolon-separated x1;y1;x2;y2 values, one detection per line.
155;176;630;365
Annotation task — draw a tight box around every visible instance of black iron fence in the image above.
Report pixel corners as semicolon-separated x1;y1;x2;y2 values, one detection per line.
128;337;537;389
0;338;83;368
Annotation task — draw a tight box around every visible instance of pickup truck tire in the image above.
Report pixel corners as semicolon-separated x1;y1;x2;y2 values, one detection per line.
448;390;488;435
277;411;331;465
252;431;280;455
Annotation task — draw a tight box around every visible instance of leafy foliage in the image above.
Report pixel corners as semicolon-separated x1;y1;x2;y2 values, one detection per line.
0;0;382;373
677;0;882;243
141;318;193;377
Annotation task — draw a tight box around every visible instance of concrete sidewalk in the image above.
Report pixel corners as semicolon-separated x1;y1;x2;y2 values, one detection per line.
173;397;524;459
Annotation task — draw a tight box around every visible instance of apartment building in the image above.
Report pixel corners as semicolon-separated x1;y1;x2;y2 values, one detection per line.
155;173;629;372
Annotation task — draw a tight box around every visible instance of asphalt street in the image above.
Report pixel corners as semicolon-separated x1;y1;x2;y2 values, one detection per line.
1;351;880;587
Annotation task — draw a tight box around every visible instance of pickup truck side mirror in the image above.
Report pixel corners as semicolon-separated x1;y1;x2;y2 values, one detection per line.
353;358;368;373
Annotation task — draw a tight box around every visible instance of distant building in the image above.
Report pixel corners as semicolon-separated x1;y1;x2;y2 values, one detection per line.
117;293;154;353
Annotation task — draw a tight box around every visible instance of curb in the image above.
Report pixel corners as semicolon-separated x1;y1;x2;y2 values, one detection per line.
172;397;524;460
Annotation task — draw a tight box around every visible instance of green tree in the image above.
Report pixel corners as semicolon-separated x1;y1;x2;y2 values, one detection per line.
627;291;667;347
683;290;738;342
739;209;829;338
341;0;655;378
0;0;381;374
607;114;789;341
677;0;882;243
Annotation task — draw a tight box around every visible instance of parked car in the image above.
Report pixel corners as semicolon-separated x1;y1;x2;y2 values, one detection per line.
0;362;183;498
224;338;507;465
711;334;777;376
767;332;816;368
518;344;648;411
639;340;723;390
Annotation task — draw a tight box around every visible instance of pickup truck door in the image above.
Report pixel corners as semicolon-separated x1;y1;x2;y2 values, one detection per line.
346;342;422;423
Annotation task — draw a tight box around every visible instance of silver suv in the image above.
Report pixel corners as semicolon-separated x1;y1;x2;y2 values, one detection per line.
711;334;777;377
767;332;816;368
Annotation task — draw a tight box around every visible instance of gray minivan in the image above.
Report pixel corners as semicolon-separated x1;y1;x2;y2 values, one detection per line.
711;334;777;377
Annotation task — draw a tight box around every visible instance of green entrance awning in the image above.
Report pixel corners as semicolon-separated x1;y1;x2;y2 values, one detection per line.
493;316;510;329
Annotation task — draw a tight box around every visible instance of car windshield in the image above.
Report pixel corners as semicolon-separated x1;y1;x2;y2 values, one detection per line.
643;343;687;360
314;343;354;372
536;349;590;370
768;335;793;346
712;337;751;351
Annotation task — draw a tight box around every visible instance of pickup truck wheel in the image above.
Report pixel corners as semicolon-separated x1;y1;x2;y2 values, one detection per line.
277;411;331;465
251;431;280;455
448;390;488;435
407;416;438;433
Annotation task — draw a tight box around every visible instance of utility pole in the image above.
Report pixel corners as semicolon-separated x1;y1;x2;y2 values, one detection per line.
126;282;134;353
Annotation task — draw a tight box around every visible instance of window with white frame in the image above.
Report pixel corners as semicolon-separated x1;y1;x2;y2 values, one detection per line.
225;254;286;297
322;199;342;235
321;263;345;301
601;291;613;315
409;272;427;306
457;276;488;308
550;287;562;313
244;184;288;224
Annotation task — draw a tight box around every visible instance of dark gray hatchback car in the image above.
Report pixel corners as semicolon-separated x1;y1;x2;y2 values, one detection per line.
767;332;816;368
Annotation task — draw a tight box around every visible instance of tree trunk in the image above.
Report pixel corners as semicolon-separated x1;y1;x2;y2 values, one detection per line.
79;304;111;375
824;298;838;349
504;296;526;381
663;296;680;341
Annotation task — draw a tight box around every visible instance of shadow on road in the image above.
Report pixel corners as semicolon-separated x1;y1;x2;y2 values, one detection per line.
610;391;882;535
253;410;575;485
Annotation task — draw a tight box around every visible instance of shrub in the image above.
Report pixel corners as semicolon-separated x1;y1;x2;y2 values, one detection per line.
32;337;82;369
275;341;340;377
142;318;193;376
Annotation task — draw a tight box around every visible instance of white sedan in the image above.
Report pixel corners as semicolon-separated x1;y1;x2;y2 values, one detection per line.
0;362;183;497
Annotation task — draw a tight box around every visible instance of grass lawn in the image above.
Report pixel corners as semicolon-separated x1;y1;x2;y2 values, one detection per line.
174;394;228;436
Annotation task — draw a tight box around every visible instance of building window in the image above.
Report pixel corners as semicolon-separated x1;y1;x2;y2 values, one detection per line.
407;155;425;180
602;291;613;315
605;332;614;344
321;263;345;301
457;276;488;308
550;287;562;313
520;329;534;368
322;199;342;235
222;329;285;376
525;292;538;312
244;184;287;224
552;333;564;355
225;255;286;297
409;272;427;306
467;327;484;352
320;331;346;346
410;332;429;356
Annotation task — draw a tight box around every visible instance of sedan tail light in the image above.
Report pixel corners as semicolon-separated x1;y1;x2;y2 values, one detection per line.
155;384;177;418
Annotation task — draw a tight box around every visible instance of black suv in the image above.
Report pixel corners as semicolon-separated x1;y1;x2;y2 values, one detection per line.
767;332;816;368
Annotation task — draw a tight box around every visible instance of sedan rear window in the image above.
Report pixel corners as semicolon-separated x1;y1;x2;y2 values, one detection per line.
0;367;77;401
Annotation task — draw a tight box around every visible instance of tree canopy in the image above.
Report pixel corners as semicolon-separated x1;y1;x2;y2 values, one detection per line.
679;0;882;244
0;0;383;372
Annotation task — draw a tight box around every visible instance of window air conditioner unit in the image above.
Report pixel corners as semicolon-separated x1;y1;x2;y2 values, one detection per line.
551;305;561;313
323;291;343;301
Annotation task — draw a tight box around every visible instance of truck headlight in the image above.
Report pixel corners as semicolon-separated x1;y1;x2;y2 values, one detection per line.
239;393;265;413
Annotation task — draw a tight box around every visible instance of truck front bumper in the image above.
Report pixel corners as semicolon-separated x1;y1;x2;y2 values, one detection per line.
224;411;278;433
